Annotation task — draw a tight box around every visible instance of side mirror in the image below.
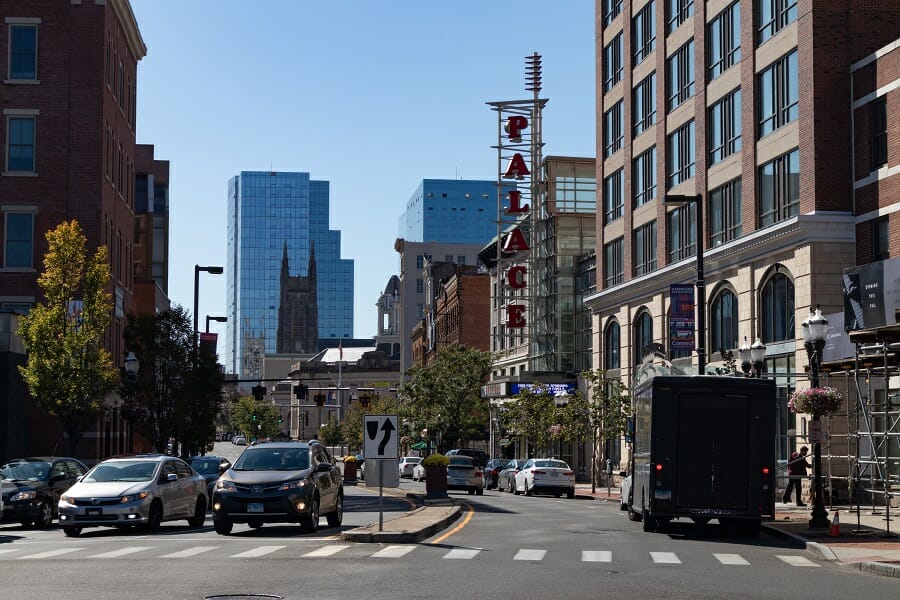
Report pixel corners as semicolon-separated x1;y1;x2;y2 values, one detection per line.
316;463;332;473
166;473;178;482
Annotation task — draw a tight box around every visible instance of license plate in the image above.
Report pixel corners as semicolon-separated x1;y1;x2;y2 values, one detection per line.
86;508;102;516
654;490;672;500
247;502;264;513
551;472;558;477
454;479;466;485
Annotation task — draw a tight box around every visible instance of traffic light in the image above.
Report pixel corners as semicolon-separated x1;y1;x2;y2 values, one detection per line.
252;384;265;401
278;415;284;424
359;396;370;409
251;413;257;423
293;383;308;400
314;394;325;407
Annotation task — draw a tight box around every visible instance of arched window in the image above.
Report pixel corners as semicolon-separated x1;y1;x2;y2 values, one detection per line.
634;311;653;364
761;273;794;342
604;320;620;370
711;288;739;352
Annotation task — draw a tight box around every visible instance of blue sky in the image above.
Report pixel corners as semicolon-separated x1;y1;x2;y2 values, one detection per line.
130;0;596;345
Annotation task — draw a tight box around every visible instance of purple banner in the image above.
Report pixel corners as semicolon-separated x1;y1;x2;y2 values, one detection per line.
670;284;695;351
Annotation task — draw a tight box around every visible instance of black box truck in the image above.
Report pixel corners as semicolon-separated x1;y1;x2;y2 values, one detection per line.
625;375;776;535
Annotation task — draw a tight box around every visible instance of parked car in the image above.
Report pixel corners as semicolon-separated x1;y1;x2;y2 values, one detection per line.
497;459;527;493
446;448;489;468
0;457;88;528
189;455;232;506
211;440;343;535
620;472;633;511
58;454;208;536
232;435;247;446
356;453;365;480
447;456;484;495
398;456;422;478
514;458;575;498
483;458;511;490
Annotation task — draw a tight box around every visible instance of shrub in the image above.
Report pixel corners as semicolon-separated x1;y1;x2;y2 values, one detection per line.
422;453;449;467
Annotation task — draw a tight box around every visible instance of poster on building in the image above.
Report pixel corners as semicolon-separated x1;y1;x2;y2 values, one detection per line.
843;257;900;331
669;284;695;352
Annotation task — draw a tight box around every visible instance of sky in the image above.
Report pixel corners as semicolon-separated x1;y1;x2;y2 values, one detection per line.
129;0;596;349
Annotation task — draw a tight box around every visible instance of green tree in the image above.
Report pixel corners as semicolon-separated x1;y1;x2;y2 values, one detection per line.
342;395;399;453
183;340;225;455
501;384;561;457
17;221;119;457
228;395;281;439
318;418;344;448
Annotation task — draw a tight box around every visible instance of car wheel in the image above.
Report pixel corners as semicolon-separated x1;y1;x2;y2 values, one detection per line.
468;487;475;495
566;488;575;500
187;497;206;528
525;481;533;497
146;501;163;533
34;500;53;528
248;519;263;529
301;496;319;533
476;487;484;496
62;526;82;537
326;492;343;527
508;480;515;494
213;518;233;535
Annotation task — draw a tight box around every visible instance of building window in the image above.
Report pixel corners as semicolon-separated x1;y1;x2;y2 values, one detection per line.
758;148;799;227
758;50;798;137
416;278;423;294
6;116;35;172
604;319;621;369
666;0;694;34
603;100;624;158
710;179;742;247
668;202;696;262
603;32;624;92
707;2;740;80
634;221;657;276
666;120;695;188
604;168;624;224
708;88;742;164
633;72;657;136
634;311;654;364
761;272;794;343
602;0;623;26
711;288;738;353
666;39;695;112
604;237;624;287
757;0;797;45
9;24;37;80
633;146;657;208
871;97;887;169
873;218;889;261
416;254;424;269
457;255;466;265
633;1;656;66
4;212;34;268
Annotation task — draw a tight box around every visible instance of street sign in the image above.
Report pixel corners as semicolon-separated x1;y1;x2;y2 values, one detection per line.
809;419;822;444
363;414;399;459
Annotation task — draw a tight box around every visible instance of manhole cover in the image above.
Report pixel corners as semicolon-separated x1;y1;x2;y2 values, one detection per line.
204;596;283;600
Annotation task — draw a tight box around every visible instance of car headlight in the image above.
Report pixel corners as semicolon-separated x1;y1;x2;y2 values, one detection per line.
119;491;150;503
60;494;75;504
280;479;306;490
216;479;236;492
11;490;37;502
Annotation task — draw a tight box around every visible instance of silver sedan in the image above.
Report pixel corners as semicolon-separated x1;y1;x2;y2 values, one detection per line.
447;456;484;495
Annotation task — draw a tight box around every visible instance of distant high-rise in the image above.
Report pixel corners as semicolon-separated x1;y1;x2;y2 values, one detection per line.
398;179;509;243
225;171;353;378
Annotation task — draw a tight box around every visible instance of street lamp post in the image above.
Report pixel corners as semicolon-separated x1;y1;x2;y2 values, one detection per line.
123;352;139;454
193;265;224;346
205;315;227;333
664;194;705;374
739;337;752;376
802;305;830;529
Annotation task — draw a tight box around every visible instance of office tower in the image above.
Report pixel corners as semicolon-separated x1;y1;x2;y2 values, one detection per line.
225;171;354;378
398;179;505;244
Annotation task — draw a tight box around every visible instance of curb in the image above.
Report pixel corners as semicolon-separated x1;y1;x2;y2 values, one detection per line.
340;505;462;543
856;561;900;578
763;523;900;577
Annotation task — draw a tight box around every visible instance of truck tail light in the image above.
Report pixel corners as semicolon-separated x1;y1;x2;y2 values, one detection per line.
655;464;663;472
762;467;770;475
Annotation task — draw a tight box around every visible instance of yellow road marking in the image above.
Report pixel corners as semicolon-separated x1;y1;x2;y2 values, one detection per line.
429;502;474;544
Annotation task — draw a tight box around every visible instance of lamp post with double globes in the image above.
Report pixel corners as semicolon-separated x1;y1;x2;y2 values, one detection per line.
123;352;139;453
802;305;830;528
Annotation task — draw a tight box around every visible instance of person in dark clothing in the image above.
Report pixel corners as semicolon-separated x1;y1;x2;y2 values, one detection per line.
783;446;810;506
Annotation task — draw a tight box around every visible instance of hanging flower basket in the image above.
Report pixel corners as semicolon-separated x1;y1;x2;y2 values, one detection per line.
788;387;843;418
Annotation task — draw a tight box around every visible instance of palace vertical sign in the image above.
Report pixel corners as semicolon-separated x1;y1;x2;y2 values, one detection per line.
503;114;530;328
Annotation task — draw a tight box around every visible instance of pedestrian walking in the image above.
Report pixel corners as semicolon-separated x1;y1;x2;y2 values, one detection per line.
783;446;810;506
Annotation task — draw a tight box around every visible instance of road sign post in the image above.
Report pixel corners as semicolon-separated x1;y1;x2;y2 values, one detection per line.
363;414;399;531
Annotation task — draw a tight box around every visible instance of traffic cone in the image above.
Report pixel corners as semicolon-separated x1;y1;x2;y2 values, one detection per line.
829;510;840;537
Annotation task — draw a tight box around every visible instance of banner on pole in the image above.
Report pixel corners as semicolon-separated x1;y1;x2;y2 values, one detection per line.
669;284;695;352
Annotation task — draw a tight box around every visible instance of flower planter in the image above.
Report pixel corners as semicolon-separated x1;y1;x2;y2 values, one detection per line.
424;465;449;499
342;460;358;484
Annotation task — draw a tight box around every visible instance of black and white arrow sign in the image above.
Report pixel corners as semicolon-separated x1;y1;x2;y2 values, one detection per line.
363;414;399;459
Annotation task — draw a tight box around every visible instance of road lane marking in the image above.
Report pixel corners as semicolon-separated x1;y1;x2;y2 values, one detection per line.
650;551;681;564
582;550;612;562
231;545;286;558
443;548;481;559
714;553;750;565
303;545;350;557
159;546;218;558
0;549;19;556
16;548;84;559
429;501;474;545
514;549;546;561
777;555;820;567
370;545;416;558
89;546;153;558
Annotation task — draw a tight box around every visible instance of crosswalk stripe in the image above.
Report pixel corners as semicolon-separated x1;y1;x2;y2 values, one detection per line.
89;547;153;559
514;549;546;561
582;550;612;562
370;545;416;558
650;551;681;564
231;545;286;558
159;546;218;558
443;548;481;559
302;545;350;558
714;553;750;565
777;555;820;567
16;548;84;560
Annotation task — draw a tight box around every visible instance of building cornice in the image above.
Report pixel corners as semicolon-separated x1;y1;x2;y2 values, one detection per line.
112;0;147;61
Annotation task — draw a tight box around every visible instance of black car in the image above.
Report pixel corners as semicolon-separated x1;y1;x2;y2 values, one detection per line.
211;440;342;535
483;458;511;490
446;448;489;469
0;457;88;528
190;455;232;506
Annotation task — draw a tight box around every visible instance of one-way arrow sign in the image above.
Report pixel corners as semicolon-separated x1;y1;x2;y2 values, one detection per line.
363;414;399;459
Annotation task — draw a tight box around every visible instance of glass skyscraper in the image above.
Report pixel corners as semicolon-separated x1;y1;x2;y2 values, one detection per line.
225;171;353;378
398;179;508;243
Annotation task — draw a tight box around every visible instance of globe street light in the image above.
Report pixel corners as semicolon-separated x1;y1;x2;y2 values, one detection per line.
802;305;830;528
751;337;766;378
739;337;752;376
123;352;139;453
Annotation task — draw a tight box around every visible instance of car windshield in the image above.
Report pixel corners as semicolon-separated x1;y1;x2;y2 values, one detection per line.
84;460;157;482
233;448;309;471
405;458;421;464
191;458;221;475
535;460;570;469
449;457;473;467
0;461;51;481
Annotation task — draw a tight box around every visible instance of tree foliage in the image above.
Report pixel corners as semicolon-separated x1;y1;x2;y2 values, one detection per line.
342;395;399;453
501;385;564;457
318;418;344;447
17;220;119;456
228;395;281;440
